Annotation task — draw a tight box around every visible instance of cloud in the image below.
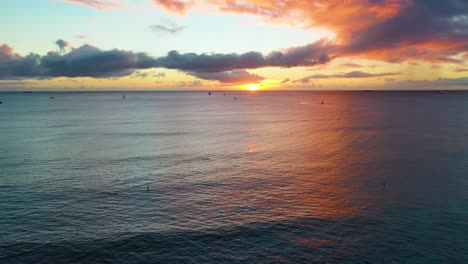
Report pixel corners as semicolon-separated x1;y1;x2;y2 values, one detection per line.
151;0;467;64
58;0;467;65
340;63;362;68
41;45;156;77
346;1;468;50
150;20;185;34
0;44;154;79
152;0;191;13
296;71;400;81
0;44;21;61
176;80;202;88
55;39;71;53
0;40;333;82
293;76;313;84
130;71;167;78
153;39;334;72
454;67;468;72
342;0;468;62
0;80;37;87
385;77;468;89
190;70;264;83
74;35;89;39
0;47;43;79
58;0;121;10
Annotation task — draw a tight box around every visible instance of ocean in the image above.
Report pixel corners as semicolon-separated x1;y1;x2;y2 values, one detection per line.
0;91;467;263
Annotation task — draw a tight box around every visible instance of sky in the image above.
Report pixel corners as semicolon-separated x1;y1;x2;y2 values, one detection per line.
0;0;467;91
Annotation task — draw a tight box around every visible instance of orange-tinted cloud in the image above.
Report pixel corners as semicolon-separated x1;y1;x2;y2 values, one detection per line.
152;0;467;64
151;0;407;39
152;0;191;13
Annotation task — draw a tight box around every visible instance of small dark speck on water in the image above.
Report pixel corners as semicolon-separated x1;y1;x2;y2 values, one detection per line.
382;181;387;190
50;97;54;99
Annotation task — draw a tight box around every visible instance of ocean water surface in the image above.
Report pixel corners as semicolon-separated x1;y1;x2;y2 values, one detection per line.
0;91;467;263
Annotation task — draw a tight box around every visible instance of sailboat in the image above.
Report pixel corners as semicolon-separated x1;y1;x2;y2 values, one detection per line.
122;94;126;98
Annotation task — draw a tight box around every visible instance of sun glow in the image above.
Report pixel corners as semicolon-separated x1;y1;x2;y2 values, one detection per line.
246;83;260;91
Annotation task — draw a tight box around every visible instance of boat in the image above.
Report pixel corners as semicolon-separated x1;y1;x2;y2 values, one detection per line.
122;94;126;98
208;91;211;95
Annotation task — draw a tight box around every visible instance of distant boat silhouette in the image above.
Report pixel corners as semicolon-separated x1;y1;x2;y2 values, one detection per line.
321;99;324;104
122;94;126;98
0;101;3;104
49;96;54;99
208;91;211;95
234;97;238;100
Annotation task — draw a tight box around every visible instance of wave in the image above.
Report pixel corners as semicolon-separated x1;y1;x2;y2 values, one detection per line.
1;216;466;263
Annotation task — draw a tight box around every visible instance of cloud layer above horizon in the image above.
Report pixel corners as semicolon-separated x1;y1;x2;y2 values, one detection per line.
0;0;467;88
0;40;336;83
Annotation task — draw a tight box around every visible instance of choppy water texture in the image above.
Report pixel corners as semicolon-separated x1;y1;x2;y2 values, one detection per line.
0;91;467;263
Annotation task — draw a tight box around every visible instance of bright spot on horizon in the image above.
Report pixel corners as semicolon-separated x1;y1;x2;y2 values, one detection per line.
246;83;260;91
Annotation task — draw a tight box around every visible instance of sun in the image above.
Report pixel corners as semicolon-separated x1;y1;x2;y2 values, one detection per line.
246;83;259;91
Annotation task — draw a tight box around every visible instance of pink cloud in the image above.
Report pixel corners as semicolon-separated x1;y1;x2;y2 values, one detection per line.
74;35;89;40
59;0;121;10
0;44;21;61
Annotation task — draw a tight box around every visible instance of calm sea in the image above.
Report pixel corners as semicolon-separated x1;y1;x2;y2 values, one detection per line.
0;91;467;263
